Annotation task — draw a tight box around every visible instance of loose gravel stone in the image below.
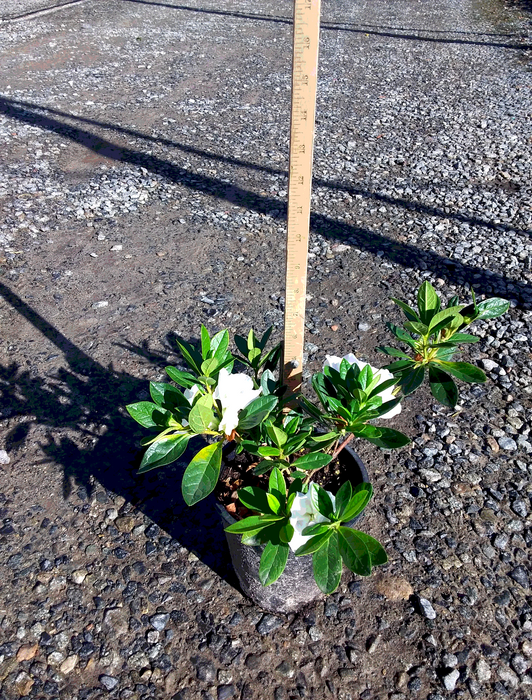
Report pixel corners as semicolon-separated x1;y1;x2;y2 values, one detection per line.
442;669;460;691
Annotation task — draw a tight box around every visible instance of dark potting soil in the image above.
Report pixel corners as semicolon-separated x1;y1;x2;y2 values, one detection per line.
214;441;362;519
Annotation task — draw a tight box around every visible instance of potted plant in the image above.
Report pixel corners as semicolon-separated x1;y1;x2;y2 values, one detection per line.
126;282;508;612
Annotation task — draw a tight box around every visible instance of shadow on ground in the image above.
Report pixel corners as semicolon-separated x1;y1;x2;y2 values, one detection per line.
0;281;238;587
1;97;531;308
122;0;532;50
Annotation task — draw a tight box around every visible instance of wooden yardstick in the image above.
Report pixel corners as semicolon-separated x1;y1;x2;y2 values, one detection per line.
282;0;321;400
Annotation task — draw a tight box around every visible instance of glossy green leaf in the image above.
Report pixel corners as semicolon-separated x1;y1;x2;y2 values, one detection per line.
315;485;335;519
211;329;229;360
386;323;417;349
475;297;510;320
237;395;278;430
260;369;277;396
200;325;210;359
267;426;287;447
355;531;388;567
257;446;281;457
449;333;479;343
375;346;411;359
404;321;429;337
149;382;188;411
338;527;371;576
341;483;373;521
356;425;410;449
391;298;421;323
294;529;334;556
292;452;333;471
165;366;201;388
437;361;486;383
188;393;217;433
302;523;331;537
175;337;203;374
181;441;223;505
269;468;286;503
279;522;294;544
200;357;219;377
334;481;352;520
428;306;464;333
127;401;171;428
417;281;440;323
398;365;425;395
259;541;289;586
224;514;284;534
428;365;458;407
139;433;190;473
266;492;281;514
313;532;342;594
237;486;271;514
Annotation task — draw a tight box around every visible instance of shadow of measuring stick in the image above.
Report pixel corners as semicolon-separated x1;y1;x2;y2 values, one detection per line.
1;97;530;307
0;280;237;586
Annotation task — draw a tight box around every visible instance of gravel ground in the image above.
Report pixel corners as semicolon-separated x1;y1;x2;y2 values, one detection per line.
1;0;532;698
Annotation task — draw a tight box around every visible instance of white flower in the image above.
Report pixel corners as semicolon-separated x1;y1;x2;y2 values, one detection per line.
324;353;401;419
184;384;200;404
213;368;262;436
289;483;336;552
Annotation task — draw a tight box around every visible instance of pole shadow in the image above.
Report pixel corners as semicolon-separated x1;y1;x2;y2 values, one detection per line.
1;96;530;308
0;282;237;586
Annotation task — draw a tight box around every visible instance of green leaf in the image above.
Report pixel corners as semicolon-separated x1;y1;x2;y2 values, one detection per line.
302;523;331;537
165;367;200;389
201;357;219;377
266;492;281;514
428;306;464;333
404;321;429;336
257;446;281;457
449;333;479;343
237;395;278;430
384;359;416;375
437;361;486;383
211;329;229;360
292;452;333;471
338;527;371;576
355;531;388;567
234;335;249;358
267;426;287;448
391;298;421;323
475;297;510;320
417;281;440;323
376;346;411;359
224;514;284;534
253;461;276;476
386;323;417;349
259;542;289;586
149;382;188;411
334;481;352;520
247;328;256;351
237;486;271;514
315;485;335;519
279;522;294;544
200;325;211;359
175;337;203;374
313;532;342;594
428;365;458;407
294;529;334;556
269;468;286;505
357;425;410;449
127;401;171;428
341;483;373;521
181;441;223;505
188;393;217;433
398;365;425;395
139;433;190;473
260;369;277;396
258;326;273;351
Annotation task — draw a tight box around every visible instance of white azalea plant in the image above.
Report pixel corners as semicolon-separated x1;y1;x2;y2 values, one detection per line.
126;282;508;594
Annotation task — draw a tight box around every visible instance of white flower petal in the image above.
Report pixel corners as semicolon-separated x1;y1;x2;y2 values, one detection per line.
288;484;336;552
184;384;200;404
213;368;262;436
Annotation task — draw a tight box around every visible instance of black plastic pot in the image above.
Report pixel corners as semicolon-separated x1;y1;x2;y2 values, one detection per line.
217;443;370;614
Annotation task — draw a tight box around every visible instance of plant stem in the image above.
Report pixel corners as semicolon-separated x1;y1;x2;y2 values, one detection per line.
331;433;355;461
